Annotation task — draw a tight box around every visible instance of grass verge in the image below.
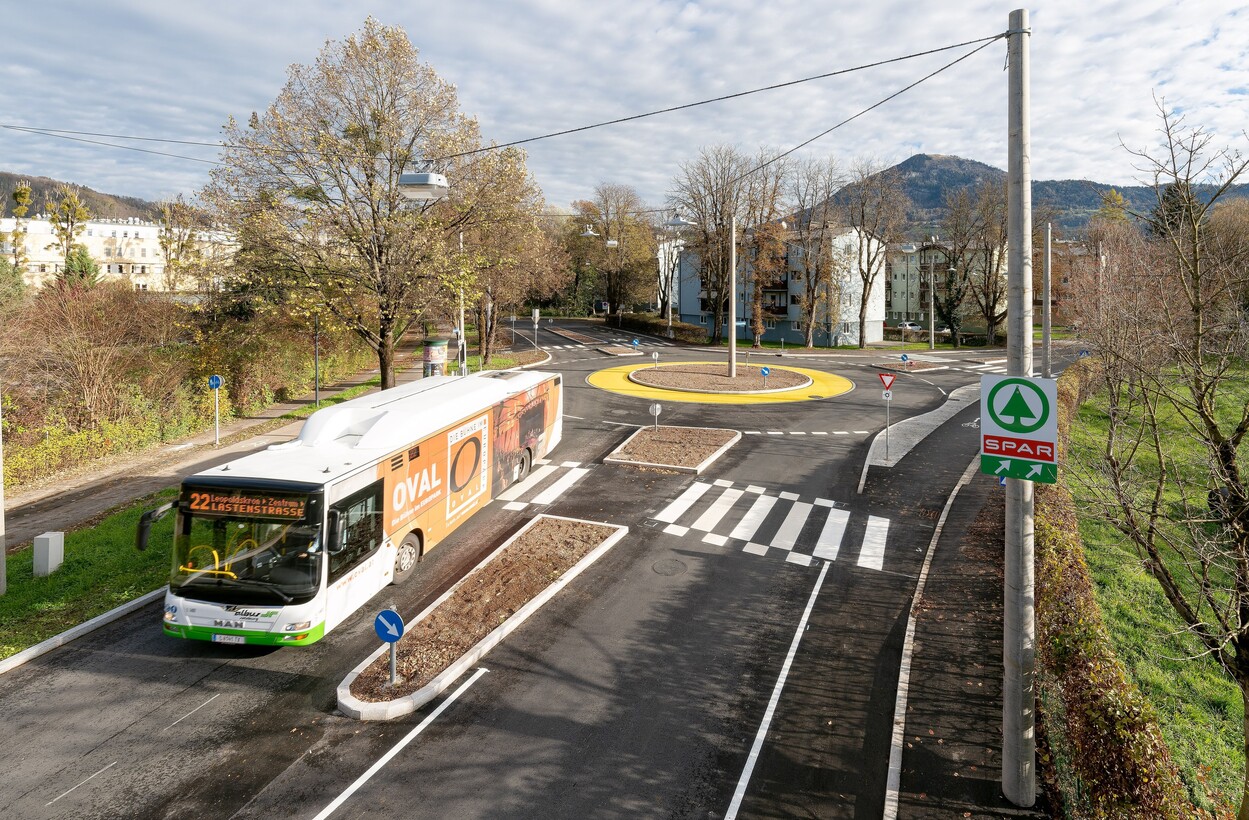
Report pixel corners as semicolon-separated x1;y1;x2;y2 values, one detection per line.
1070;398;1242;813
0;490;176;661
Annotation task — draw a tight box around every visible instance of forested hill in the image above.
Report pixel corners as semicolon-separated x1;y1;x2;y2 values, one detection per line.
0;171;160;220
889;153;1248;236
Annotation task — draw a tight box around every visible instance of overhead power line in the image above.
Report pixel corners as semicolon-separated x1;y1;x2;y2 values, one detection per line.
0;31;1005;172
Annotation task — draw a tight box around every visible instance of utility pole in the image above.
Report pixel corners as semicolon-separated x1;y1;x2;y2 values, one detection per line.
1004;8;1036;807
728;215;737;377
1042;223;1052;379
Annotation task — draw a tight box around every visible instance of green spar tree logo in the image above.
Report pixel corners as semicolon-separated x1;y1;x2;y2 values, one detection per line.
987;379;1049;434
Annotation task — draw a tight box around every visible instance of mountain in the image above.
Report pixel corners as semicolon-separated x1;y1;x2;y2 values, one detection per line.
881;154;1248;237
0;171;160;221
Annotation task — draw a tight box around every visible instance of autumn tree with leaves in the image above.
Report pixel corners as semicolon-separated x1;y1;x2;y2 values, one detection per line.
840;157;909;348
204;18;541;389
45;184;92;264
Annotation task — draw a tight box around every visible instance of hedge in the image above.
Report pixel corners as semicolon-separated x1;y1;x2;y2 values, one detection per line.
1035;359;1196;817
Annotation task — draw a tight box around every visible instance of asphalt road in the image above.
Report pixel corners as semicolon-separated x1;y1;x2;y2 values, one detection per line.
0;321;1060;819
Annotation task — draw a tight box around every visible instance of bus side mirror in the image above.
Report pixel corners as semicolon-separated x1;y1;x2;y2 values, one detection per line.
136;502;175;551
327;510;344;554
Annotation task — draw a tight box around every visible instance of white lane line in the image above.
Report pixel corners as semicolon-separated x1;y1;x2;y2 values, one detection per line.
745;431;762;435
530;467;590;505
812;509;849;561
313;669;488;820
883;458;979;819
725;561;830;820
560;461;581;468
46;761;117;806
853;430;870;434
166;693;220;729
692;487;745;532
771;502;813;551
497;464;558;501
812;431;828;436
766;431;784;436
858;516;890;570
729;495;777;543
655;482;712;523
790;431;807;436
563;414;586;420
834;431;849;436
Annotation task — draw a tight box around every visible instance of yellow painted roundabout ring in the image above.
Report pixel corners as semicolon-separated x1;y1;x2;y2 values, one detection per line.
586;361;854;404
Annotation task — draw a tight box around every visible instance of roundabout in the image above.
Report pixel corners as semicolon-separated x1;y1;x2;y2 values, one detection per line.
586;360;855;404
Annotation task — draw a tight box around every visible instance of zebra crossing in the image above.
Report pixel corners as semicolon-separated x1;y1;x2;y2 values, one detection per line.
496;459;592;510
651;479;892;570
540;339;679;350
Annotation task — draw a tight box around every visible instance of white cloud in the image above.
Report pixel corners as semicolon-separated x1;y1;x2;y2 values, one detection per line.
2;0;1245;210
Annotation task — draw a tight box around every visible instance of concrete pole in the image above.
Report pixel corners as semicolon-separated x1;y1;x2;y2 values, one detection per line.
729;215;737;377
1042;223;1052;379
929;266;936;350
458;232;467;376
1004;8;1036;807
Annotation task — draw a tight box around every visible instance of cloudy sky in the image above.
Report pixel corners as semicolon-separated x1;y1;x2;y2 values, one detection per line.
2;1;1245;211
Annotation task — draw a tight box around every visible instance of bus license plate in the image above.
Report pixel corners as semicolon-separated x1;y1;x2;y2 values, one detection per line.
212;634;246;645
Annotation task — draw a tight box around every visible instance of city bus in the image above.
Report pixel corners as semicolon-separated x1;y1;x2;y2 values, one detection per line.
136;369;562;646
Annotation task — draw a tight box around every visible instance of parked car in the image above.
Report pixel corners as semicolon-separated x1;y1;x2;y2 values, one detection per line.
896;321;922;331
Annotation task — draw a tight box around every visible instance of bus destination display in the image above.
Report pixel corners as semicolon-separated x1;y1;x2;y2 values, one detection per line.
185;489;307;520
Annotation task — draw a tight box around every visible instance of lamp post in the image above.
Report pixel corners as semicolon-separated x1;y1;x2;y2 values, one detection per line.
664;214;696;339
398;170;450;378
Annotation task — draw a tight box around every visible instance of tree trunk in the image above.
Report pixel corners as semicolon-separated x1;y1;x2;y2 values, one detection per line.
377;326;396;390
858;297;869;349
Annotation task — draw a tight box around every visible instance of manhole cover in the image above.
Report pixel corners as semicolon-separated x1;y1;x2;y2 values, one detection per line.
652;559;687;576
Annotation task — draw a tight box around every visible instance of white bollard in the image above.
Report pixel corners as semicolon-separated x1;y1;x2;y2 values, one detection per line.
34;532;65;577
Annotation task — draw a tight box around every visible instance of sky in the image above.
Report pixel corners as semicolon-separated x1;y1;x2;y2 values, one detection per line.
2;1;1246;212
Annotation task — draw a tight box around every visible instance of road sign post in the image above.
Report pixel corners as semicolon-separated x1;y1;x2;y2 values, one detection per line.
760;365;770;388
208;375;223;447
649;402;662;430
879;374;896;460
531;308;540;350
374;609;405;686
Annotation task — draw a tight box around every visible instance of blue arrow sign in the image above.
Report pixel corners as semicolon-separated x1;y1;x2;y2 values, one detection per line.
208;374;222;390
631;338;639;347
374;609;404;643
900;354;909;362
760;366;771;377
1078;349;1090;358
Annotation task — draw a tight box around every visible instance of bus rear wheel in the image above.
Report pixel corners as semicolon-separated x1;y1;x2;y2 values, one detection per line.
516;449;532;482
393;534;421;585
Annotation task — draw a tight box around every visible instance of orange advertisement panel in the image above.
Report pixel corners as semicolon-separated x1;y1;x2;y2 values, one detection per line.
382;435;447;535
446;413;490;525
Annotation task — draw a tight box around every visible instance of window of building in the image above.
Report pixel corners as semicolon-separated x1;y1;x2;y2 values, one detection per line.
123;231;128;238
111;231;117;238
764;319;776;329
39;264;46;273
87;229;93;237
790;294;800;305
791;321;802;331
141;248;147;257
699;315;707;325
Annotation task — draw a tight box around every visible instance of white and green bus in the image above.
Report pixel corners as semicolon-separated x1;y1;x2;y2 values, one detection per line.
137;370;563;646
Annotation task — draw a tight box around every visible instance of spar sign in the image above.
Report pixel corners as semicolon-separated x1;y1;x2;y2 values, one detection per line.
980;374;1059;484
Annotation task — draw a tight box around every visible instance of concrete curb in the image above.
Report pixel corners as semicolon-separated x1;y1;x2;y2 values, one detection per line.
603;426;741;475
625;366;812;395
0;588;164;677
337;515;628;721
519;350;553;368
857;384;980;493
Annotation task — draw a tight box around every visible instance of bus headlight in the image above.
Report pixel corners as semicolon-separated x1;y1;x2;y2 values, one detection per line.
284;621;312;632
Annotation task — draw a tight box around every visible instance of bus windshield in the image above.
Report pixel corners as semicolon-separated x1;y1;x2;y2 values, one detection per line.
172;491;321;606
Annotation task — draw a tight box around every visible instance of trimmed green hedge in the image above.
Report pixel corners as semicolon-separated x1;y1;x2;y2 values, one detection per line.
615;312;711;345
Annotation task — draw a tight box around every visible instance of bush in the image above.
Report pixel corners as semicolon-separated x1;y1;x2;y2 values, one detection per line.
615;312;708;345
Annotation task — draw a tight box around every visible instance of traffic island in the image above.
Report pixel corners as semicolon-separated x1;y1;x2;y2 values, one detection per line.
604;426;740;473
337;515;628;720
627;362;810;393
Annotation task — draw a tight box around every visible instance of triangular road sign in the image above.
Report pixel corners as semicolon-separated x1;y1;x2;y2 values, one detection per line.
879;373;896;390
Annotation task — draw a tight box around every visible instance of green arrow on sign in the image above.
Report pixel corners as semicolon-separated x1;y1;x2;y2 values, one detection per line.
980;455;1057;484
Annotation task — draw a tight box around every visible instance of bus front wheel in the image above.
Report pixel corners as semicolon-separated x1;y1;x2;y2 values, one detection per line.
393;534;421;585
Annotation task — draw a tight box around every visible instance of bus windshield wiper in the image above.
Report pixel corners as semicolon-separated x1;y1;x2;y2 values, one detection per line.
176;576;293;603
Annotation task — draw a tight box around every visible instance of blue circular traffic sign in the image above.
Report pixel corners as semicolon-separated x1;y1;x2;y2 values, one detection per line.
374;609;404;643
760;366;771;377
631;338;639;347
208;374;223;390
900;354;909;362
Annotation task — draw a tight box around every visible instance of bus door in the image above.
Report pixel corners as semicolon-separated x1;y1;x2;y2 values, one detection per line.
325;480;389;632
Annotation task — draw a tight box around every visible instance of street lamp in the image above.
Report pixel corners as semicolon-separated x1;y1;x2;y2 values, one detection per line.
398;169;451;376
663;214;696;339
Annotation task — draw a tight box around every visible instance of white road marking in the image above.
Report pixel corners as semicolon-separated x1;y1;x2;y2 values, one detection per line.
834;431;848;435
692;487;744;532
813;498;835;508
778;491;799;501
744;485;765;494
854;430;870;434
497;464;558;501
530;467;590;505
729;495;777;543
772;502;813;551
503;501;527;511
743;542;769;556
812;431;828;436
785;553;813;566
655;482;712;523
312;669;488;820
812;509;849;561
560;461;581;468
857;516;889;570
46;761;117;806
790;431;806;435
166;693;220;729
745;431;761;435
713;479;734;487
703;533;728;546
662;524;689;536
725;562;830;820
766;431;783;436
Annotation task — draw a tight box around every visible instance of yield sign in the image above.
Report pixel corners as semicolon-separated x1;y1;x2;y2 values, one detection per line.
878;373;896;390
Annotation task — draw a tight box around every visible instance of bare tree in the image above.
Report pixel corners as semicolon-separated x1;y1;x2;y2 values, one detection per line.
937;188;983;345
840;157;909;348
1075;104;1249;820
669;146;754;344
967;180;1009;343
788;157;849;347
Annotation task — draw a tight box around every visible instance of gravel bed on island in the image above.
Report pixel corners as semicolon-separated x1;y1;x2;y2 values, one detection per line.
610;425;738;469
629;362;808;392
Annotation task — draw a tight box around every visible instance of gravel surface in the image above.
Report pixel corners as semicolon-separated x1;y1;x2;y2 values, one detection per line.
350;517;617;702
611;425;738;468
630;362;808;392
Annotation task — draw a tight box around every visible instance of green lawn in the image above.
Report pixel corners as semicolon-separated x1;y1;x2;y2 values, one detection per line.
1070;396;1243;813
0;490;176;660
